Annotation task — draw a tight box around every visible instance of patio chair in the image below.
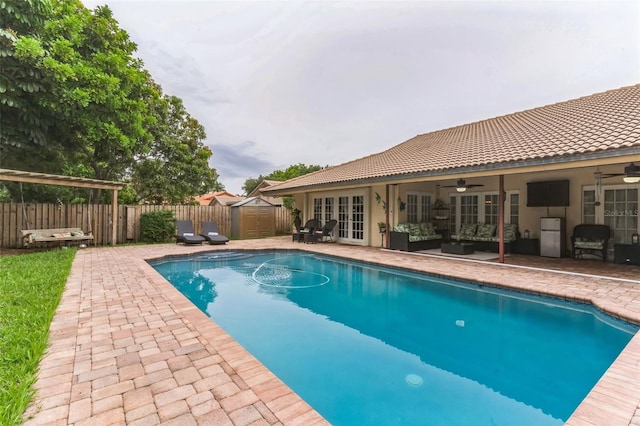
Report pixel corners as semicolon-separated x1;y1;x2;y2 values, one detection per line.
200;221;229;245
305;219;338;243
293;218;319;242
176;220;205;245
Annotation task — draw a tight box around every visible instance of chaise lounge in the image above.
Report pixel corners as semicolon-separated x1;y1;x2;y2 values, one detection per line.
176;220;205;245
200;221;229;245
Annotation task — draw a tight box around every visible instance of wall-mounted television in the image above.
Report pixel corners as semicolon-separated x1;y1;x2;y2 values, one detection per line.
527;180;570;207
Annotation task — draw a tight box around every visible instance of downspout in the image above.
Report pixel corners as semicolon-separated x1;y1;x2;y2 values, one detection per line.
498;175;504;263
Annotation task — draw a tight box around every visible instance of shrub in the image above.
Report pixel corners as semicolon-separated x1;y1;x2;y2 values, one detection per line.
140;210;176;243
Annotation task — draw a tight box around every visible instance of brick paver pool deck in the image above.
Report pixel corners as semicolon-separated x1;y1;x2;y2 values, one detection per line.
21;237;640;425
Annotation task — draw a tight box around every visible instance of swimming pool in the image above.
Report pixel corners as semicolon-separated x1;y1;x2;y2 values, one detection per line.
150;250;638;425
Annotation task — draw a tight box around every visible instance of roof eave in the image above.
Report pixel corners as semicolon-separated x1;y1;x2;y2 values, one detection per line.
262;148;640;195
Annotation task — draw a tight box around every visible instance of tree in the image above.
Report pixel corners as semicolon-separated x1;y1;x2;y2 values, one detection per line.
0;0;54;153
0;0;224;204
242;163;324;209
243;163;323;195
40;0;155;196
242;175;267;196
132;95;222;204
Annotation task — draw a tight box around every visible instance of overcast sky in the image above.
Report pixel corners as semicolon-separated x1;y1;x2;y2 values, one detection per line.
81;0;640;195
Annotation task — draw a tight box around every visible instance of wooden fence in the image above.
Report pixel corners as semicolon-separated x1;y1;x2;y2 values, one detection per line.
0;203;293;248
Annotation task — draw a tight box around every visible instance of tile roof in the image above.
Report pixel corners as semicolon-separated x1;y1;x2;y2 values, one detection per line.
194;191;237;205
211;195;246;206
264;84;640;193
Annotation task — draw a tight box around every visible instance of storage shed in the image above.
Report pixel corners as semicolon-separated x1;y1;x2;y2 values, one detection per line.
230;197;276;239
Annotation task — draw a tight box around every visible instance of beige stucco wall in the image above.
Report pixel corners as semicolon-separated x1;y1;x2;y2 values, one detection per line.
289;161;638;250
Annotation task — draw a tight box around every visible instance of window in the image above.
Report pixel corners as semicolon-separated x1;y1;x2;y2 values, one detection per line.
338;196;349;239
324;197;334;221
604;188;638;244
484;194;499;225
312;197;335;223
582;190;596;224
509;193;520;226
449;196;457;235
406;192;432;223
582;186;638;244
313;198;323;222
406;194;418;223
460;195;479;225
449;191;519;232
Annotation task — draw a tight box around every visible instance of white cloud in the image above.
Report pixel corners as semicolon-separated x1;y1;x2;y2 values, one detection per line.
82;0;640;194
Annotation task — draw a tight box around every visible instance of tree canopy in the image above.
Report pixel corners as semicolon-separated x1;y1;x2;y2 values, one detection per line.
0;0;222;204
242;163;324;209
242;163;324;195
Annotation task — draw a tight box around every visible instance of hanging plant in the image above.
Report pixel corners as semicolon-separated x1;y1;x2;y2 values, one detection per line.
433;198;446;209
398;197;406;211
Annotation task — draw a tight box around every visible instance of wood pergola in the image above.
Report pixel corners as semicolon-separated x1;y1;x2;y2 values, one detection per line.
0;168;125;246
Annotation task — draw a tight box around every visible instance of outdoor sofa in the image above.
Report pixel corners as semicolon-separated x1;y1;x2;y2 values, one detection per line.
389;222;443;252
450;223;519;253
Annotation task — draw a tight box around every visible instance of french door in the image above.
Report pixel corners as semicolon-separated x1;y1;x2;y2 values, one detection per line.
583;186;639;244
603;187;638;244
338;195;365;243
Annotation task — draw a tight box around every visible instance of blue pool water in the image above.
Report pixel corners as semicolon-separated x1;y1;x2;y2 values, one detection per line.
150;250;638;426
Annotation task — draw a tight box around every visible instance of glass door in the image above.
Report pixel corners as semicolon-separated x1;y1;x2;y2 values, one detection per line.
337;195;365;243
604;188;639;244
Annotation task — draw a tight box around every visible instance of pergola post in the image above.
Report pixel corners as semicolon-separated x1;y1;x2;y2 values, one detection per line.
112;189;118;246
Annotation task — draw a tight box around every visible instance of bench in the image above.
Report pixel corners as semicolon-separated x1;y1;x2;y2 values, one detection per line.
21;228;94;247
570;224;610;262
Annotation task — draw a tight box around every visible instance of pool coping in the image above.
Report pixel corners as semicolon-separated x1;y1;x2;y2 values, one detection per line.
22;238;640;425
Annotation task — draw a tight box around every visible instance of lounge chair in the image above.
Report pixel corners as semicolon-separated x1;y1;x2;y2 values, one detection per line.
292;218;319;242
305;219;338;243
176;220;205;245
200;221;229;245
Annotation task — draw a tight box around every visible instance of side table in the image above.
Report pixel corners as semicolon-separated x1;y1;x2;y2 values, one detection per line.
516;238;540;255
614;244;640;265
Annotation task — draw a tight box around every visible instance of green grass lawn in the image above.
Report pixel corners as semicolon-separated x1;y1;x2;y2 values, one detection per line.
0;248;76;425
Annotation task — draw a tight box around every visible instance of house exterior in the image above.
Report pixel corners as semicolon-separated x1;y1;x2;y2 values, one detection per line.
247;179;283;206
262;84;640;255
193;191;239;206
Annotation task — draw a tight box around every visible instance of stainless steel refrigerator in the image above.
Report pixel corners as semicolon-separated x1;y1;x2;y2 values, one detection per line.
540;217;565;258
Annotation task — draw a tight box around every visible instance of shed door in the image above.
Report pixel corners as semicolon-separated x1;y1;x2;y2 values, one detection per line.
243;207;259;239
242;207;275;239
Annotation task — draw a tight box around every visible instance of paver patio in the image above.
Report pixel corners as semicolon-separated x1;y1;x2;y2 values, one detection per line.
21;237;640;425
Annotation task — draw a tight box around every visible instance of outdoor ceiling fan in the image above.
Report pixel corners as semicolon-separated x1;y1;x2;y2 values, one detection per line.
594;163;640;183
593;167;624;180
442;178;484;192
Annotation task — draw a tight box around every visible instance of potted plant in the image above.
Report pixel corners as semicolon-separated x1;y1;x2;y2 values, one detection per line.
378;221;387;233
291;208;302;231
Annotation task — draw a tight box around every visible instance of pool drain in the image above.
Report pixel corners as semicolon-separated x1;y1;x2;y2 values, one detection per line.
405;373;423;387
